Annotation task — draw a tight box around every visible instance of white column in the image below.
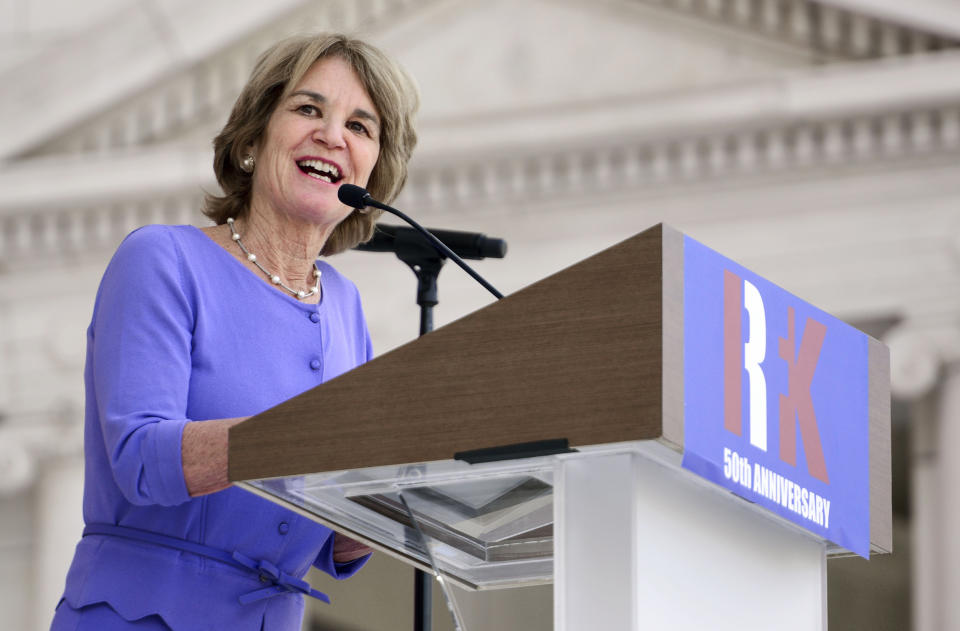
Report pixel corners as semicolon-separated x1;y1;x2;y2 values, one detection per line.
33;454;84;631
938;363;960;631
554;446;826;631
910;390;941;631
893;324;960;631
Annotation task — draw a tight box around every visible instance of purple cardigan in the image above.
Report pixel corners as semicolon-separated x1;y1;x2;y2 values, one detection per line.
58;225;372;630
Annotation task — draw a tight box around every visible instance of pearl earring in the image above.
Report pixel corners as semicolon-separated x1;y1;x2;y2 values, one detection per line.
241;155;255;173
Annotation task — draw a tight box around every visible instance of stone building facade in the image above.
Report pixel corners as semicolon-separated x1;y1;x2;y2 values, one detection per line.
2;1;958;629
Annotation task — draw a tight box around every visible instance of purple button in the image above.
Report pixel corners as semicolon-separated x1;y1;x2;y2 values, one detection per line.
309;359;321;371
309;312;320;323
278;522;289;535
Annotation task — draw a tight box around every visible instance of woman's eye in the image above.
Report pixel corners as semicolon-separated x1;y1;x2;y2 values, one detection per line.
348;121;369;136
296;104;319;116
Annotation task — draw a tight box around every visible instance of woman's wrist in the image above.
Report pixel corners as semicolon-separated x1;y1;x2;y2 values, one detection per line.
181;417;246;497
332;533;373;563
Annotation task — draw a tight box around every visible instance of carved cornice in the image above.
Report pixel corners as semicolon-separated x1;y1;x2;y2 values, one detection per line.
0;191;204;270
637;0;960;60
2;99;958;268
398;102;960;213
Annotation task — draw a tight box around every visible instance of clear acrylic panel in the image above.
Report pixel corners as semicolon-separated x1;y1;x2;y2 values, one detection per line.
393;465;559;631
240;453;561;592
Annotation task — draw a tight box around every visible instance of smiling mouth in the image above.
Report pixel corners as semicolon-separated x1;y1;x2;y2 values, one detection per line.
296;159;343;184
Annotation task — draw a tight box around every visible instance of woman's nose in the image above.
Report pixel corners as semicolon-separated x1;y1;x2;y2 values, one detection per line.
313;120;346;149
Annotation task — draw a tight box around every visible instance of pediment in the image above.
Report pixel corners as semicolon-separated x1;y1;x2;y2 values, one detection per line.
373;0;813;123
6;0;958;162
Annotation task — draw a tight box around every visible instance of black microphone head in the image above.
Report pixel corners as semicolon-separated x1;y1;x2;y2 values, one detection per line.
481;237;507;259
338;184;371;209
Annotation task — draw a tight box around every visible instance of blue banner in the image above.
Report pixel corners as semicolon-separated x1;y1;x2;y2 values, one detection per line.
681;236;870;558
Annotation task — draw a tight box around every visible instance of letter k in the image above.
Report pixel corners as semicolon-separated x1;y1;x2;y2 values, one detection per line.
778;307;830;484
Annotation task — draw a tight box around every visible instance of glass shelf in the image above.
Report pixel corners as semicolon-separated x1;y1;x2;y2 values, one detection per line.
240;453;564;591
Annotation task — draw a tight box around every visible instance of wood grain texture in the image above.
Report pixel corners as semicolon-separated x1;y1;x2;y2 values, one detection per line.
229;224;666;481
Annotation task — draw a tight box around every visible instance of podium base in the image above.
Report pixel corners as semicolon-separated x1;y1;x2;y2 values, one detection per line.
554;445;826;631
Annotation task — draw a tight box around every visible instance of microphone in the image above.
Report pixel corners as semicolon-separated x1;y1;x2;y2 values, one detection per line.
339;184;504;300
357;224;507;261
338;183;374;209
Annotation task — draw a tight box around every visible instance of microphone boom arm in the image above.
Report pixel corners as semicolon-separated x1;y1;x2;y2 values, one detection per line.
342;186;504;300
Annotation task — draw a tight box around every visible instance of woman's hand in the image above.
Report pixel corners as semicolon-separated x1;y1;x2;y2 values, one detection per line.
333;533;373;563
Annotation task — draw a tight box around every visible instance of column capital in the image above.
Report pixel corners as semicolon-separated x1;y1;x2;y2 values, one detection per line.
885;322;960;400
0;434;36;496
0;417;83;497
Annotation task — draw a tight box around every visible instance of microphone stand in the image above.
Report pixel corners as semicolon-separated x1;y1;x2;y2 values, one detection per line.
411;248;441;631
349;207;507;631
403;241;489;631
372;204;503;302
363;228;452;336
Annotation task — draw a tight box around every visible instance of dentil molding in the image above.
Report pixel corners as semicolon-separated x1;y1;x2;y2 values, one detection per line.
639;0;960;60
2;96;959;265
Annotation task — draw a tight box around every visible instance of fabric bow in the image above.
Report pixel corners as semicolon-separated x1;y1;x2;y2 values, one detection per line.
232;551;331;605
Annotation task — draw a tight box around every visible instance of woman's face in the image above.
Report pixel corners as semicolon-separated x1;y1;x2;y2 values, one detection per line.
250;56;381;230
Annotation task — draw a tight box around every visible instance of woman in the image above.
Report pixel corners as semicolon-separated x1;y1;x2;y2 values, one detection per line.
51;33;418;631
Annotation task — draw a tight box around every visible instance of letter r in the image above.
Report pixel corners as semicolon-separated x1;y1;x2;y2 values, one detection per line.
723;271;768;451
743;281;767;451
723;271;742;436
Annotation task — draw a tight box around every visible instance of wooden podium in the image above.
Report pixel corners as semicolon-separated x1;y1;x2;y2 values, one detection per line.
228;223;890;631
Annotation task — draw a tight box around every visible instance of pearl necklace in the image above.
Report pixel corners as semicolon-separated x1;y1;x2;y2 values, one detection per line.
227;217;321;300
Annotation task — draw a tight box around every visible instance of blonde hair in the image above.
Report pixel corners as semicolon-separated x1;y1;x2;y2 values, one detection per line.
204;33;419;255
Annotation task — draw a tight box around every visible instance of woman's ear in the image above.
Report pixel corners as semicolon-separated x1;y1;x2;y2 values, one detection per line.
239;142;259;174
